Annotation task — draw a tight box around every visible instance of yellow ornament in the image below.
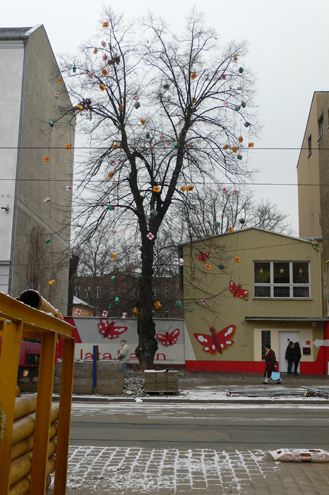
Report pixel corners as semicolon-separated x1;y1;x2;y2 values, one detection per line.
48;279;56;286
112;253;117;260
133;307;139;316
190;73;197;80
228;227;234;232
155;301;161;310
108;171;115;178
187;185;194;191
141;118;146;125
181;186;186;192
238;136;243;143
205;264;211;270
113;142;118;150
100;84;106;91
76;105;83;111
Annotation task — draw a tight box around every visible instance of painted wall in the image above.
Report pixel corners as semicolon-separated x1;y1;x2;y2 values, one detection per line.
64;317;185;365
0;40;25;291
183;228;325;373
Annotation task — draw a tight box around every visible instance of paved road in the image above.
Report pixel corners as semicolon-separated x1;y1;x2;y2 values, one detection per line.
70;401;329;449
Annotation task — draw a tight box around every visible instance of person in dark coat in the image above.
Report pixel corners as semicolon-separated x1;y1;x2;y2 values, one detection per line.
285;341;294;374
291;342;301;375
263;346;279;383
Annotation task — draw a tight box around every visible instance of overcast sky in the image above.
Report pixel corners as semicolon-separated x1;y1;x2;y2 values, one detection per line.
3;0;329;235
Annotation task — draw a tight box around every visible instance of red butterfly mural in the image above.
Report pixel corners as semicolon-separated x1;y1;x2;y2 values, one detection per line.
229;280;249;299
156;327;180;346
194;317;236;355
98;319;128;339
196;251;210;262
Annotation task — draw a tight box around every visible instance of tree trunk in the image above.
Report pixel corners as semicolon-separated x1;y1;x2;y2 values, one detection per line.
135;237;158;369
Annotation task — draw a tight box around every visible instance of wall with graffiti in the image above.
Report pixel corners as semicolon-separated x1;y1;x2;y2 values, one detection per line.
64;317;185;365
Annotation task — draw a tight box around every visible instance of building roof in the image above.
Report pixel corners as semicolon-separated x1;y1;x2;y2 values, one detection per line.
73;296;94;308
0;26;40;40
180;226;318;247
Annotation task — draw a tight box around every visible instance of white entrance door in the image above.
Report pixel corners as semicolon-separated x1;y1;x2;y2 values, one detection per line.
279;331;299;373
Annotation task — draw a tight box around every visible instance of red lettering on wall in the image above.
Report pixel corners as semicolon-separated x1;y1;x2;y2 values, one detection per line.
84;353;93;359
156;353;166;361
102;353;112;360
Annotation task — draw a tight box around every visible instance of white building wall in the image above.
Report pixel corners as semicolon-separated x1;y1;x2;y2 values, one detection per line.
0;41;25;291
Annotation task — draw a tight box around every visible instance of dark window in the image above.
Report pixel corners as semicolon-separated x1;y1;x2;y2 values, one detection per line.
262;331;271;360
318;115;324;139
308;135;312;156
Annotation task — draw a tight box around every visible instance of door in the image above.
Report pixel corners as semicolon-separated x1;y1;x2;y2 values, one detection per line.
279;331;299;373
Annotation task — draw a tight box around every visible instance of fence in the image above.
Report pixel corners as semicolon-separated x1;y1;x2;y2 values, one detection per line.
0;292;75;495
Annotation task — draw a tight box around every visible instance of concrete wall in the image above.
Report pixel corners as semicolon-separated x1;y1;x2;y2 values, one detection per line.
54;361;124;395
9;26;75;314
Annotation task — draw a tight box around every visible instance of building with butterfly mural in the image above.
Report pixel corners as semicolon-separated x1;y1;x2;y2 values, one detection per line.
182;227;329;375
0;26;74;314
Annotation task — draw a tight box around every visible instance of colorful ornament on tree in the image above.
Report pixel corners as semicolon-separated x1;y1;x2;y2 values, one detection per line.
234;54;238;61
75;309;81;316
44;197;51;203
108;304;113;310
205;264;211;270
181;186;186;192
200;299;206;305
65;143;72;149
77;104;83;111
44;156;50;162
237;154;242;160
119;104;124;111
248;142;254;147
45;237;52;244
49;120;54;127
66;186;73;192
221;75;226;80
111;276;116;283
214;222;220;228
224;101;228;107
54;93;59;99
228;227;234;232
135;102;140;109
102;310;108;317
241;101;246;108
163;84;170;90
150;209;158;217
160;134;165;140
174;141;179;148
191;106;197;112
58;78;63;84
108;171;115;178
223;144;229;150
239;218;246;224
234;257;241;263
239;67;244;73
93;49;98;55
153;186;160;193
235;105;241;112
223;188;228;193
187;185;194;191
231;146;238;153
133;95;139;100
102;69;108;76
113;142;118;149
146;132;150;139
176;300;182;307
112;253;117;260
103;21;109;27
219;264;224;270
122;312;128;319
73;66;76;73
115;297;120;304
147;233;154;240
103;54;108;61
141;118;146;125
244;122;250;128
190;72;197;79
188;305;194;312
48;279;56;286
238;136;243;143
234;190;239;194
88;72;94;78
155;301;161;311
100;84;106;91
133;307;138;316
178;258;184;266
116;123;124;130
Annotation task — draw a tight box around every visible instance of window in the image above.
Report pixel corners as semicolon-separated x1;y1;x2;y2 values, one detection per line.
261;331;271;360
83;286;90;298
308;135;312;157
73;286;79;297
96;286;101;299
318;114;324;140
254;262;310;299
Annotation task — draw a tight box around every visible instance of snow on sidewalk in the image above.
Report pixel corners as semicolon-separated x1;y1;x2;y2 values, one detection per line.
66;446;278;494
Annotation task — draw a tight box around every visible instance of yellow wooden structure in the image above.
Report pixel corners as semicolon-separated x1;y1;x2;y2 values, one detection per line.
0;292;75;495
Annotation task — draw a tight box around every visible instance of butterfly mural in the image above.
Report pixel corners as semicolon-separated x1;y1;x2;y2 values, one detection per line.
229;280;249;299
98;319;128;339
196;251;210;262
194;317;236;355
156;327;180;346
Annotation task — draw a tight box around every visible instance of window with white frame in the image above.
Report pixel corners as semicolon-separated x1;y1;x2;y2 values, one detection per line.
254;261;310;298
96;286;101;299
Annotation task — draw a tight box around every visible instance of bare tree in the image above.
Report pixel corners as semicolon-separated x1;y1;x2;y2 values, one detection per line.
56;8;258;368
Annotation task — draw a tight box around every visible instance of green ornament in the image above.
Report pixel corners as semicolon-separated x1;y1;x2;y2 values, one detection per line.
49;120;54;127
115;297;120;304
146;132;150;139
244;122;250;128
174;141;179;148
237;154;242;160
214;222;220;228
45;237;52;244
219;264;224;270
239;67;244;74
235;105;241;112
241;101;246;108
108;205;115;211
73;65;76;73
111;276;116;283
239;218;246;224
108;304;113;310
151;209;158;217
163;84;169;90
135;102;140;109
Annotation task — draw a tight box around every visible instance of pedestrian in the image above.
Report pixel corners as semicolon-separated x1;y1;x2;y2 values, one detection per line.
285;341;294;374
263;346;280;383
291;342;301;375
116;339;130;376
